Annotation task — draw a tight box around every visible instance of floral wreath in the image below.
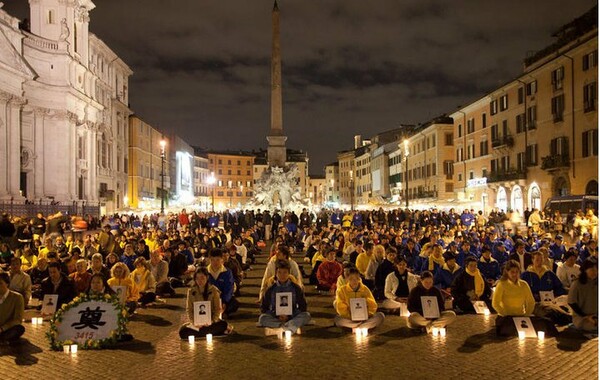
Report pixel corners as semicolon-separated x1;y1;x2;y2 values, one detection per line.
46;293;129;351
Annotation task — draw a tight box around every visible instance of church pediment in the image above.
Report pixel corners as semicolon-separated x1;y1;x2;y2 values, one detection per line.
0;28;36;79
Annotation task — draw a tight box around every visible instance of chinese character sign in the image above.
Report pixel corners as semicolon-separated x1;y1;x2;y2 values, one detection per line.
57;301;120;343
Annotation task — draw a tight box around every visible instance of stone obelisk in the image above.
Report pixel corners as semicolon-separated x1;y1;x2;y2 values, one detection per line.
267;0;287;168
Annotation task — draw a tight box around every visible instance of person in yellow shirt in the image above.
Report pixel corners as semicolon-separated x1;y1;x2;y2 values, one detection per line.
108;262;136;314
334;267;384;333
492;260;558;337
355;242;374;278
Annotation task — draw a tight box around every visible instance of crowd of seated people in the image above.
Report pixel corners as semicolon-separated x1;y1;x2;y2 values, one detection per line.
0;206;597;347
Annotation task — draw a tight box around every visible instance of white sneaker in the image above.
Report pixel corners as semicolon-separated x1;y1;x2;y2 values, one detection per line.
265;327;283;336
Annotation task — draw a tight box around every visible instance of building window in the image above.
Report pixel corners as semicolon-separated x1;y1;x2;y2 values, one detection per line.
467;118;475;134
582;130;598;157
237;170;241;175
218;169;222;175
445;133;453;145
490;100;498;115
237;160;241;165
445;183;453;193
456;148;463;162
500;94;508;111
443;161;453;180
469;171;474;180
526;144;538;165
516;114;526;133
518;87;524;105
458;124;462;138
227;169;232;175
458;173;462;182
584;82;596;112
48;9;55;24
527;106;537;130
217;191;224;196
526;80;537;96
551;66;564;90
246;170;250;175
517;152;525;171
491;124;498;140
482;113;487;129
551;94;565;122
480;140;489;156
550;137;569;156
583;50;598;71
218;159;222;165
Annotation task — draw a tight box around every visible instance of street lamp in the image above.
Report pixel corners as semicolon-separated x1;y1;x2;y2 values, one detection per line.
207;172;216;212
403;139;409;208
240;184;244;208
349;170;354;211
227;180;233;209
159;138;166;215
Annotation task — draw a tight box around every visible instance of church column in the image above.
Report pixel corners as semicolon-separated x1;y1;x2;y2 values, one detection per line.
89;129;97;202
0;92;10;198
8;97;25;199
33;107;47;199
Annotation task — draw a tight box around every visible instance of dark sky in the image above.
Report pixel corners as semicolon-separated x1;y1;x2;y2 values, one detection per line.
4;0;597;174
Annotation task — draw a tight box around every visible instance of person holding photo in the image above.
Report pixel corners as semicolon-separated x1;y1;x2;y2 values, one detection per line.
382;256;419;312
259;260;310;336
492;260;558;337
407;271;456;333
334;267;384;332
179;267;233;339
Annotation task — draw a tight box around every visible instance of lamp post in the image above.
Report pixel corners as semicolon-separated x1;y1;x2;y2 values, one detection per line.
159;139;166;215
240;184;244;208
403;139;409;208
207;172;216;212
349;170;354;211
228;180;233;209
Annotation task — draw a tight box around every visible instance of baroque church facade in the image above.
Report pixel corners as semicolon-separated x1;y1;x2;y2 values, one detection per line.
0;0;131;212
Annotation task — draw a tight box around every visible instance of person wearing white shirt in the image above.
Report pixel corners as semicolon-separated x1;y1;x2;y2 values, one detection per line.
556;250;580;291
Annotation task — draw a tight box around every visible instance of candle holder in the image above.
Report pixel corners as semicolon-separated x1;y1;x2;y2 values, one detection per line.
63;345;70;354
518;331;526;340
537;331;545;341
206;334;213;343
70;344;78;354
432;327;439;337
188;335;195;344
361;328;368;337
284;330;292;339
439;328;446;337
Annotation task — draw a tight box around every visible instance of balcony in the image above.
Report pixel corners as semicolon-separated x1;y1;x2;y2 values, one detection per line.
491;135;514;148
487;169;527;183
541;154;570;170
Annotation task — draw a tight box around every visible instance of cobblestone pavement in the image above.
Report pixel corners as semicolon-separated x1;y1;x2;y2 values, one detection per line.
1;249;598;380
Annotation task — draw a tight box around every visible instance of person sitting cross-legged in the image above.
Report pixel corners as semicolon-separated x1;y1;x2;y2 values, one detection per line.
259;260;311;336
316;248;343;294
492;260;558;337
407;271;456;333
334;267;384;333
0;272;25;345
568;260;598;332
382;256;419;313
451;256;493;314
179;267;233;339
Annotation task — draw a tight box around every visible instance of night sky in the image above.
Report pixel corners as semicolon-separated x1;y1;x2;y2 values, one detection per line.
4;0;597;174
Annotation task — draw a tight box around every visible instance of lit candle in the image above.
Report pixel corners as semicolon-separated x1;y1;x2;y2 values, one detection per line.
439;328;446;337
70;344;78;354
537;331;545;341
206;334;213;343
284;330;292;340
63;345;70;354
432;327;439;337
362;328;369;337
518;331;526;340
31;318;38;325
484;309;491;316
188;335;195;344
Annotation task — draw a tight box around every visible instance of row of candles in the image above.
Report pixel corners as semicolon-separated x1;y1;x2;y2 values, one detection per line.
31;317;44;325
188;334;213;344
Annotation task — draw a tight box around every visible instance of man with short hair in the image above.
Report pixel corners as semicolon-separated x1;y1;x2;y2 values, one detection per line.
40;262;76;308
0;272;25;345
259;260;310;336
207;248;238;316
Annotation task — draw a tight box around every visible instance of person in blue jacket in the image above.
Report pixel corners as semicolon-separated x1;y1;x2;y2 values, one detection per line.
520;251;566;302
549;235;567;262
352;212;363;227
460;210;474;228
330;211;342;226
492;242;509;268
207;248;238;317
478;246;501;286
434;253;462;295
